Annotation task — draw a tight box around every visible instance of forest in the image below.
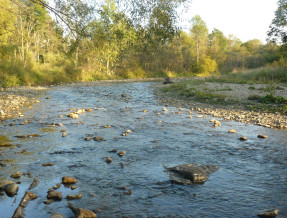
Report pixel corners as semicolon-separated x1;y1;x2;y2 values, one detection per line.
0;0;286;87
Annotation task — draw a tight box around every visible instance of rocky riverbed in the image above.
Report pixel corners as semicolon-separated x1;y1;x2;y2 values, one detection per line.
0;87;45;121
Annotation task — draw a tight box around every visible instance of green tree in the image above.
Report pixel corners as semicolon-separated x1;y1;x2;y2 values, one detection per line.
208;28;227;69
190;15;209;65
268;0;287;43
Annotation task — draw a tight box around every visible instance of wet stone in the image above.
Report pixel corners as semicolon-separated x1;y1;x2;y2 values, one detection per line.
118;150;126;157
42;162;54;167
166;163;219;185
66;193;82;200
239;136;248;141
50;213;65;218
0;142;12;147
11;171;21;179
68;203;97;218
62;176;78;184
93;136;105;142
106;157;112;163
47;191;62;201
258;134;268;139
257;208;280;217
4;183;19;197
228;129;237;133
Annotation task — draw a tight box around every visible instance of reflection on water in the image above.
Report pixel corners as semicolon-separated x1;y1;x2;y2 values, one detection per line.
0;82;286;218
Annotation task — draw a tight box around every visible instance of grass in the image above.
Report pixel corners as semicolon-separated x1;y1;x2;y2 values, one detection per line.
206;66;287;85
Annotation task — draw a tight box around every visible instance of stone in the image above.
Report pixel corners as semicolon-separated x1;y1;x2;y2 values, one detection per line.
166;163;219;185
71;186;77;190
11;171;21;179
228;129;237;133
68;203;97;218
28;178;39;190
258;134;268;139
86;109;93;112
42;162;54;167
118;150;126;157
93;136;105;142
50;213;65;218
84;136;92;141
4;183;19;197
47;191;62;201
52;183;61;190
106;157;112;163
213;120;221;127
62;132;68;137
66;193;82;200
257;208;280;217
0;142;12;147
62;176;78;184
239;136;248;141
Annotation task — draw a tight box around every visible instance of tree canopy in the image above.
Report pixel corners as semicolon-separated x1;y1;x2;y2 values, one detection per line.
268;0;287;43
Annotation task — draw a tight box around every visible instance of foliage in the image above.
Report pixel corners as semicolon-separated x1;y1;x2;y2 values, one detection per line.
268;0;287;44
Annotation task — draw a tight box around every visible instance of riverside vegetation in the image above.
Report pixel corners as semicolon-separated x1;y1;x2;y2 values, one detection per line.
0;0;287;87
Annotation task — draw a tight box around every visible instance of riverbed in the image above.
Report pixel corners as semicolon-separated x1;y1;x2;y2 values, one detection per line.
0;81;286;217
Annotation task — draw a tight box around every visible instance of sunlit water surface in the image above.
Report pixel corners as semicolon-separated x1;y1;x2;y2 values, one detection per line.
0;82;286;217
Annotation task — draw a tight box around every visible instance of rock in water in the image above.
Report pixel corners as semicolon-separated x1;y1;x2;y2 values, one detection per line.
47;191;62;201
68;203;97;218
166;163;219;185
62;176;78;184
257;208;280;217
4;183;19;197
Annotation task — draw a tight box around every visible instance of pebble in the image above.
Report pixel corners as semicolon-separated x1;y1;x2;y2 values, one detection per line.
93;136;105;142
239;136;248;141
257;208;280;217
258;134;268;139
62;176;78;184
66;193;82;200
62;132;68;137
10;171;21;179
228;129;237;133
106;157;112;163
42;162;54;167
118;150;126;157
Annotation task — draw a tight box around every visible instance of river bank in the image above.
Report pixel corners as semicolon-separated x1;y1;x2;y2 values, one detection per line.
0;87;46;121
154;79;287;129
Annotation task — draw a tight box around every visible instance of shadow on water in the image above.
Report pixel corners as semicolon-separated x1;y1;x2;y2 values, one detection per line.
0;81;286;217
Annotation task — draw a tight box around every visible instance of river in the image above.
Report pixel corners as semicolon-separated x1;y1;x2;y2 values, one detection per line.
0;81;286;217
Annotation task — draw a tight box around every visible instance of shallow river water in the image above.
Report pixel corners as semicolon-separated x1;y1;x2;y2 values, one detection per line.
0;81;287;218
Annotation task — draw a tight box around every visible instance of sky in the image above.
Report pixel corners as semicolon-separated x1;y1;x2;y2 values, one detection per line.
180;0;278;43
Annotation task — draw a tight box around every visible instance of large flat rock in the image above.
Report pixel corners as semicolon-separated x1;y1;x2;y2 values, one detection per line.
166;163;219;185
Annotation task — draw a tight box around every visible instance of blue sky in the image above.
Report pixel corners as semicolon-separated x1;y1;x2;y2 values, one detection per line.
179;0;278;43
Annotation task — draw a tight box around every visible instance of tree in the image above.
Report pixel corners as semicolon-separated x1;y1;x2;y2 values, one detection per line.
268;0;287;43
190;15;208;65
208;28;227;69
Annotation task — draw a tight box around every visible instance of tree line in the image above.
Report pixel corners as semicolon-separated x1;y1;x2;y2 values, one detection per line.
0;0;286;87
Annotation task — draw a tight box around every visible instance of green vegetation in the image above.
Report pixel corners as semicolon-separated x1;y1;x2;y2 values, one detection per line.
0;0;286;87
206;66;287;85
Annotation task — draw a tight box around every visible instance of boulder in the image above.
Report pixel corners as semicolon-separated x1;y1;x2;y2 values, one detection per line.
166;163;219;185
4;183;19;197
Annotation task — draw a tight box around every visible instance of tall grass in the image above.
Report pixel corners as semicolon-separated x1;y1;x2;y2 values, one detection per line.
207;66;287;85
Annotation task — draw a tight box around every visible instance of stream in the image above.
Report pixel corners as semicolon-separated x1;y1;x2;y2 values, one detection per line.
0;81;286;217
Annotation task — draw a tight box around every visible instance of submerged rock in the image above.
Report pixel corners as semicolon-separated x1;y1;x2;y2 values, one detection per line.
68;203;97;218
66;193;82;200
258;134;268;139
47;191;62;201
257;208;280;217
166;163;219;185
50;213;65;218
